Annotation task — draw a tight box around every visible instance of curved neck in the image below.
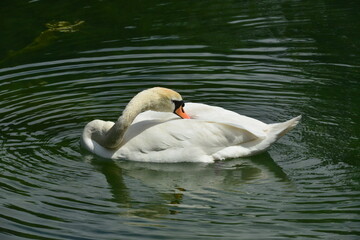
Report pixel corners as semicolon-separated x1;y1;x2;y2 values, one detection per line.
99;95;151;149
91;87;179;149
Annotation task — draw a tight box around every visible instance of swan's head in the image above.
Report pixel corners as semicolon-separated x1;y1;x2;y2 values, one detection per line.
130;87;191;119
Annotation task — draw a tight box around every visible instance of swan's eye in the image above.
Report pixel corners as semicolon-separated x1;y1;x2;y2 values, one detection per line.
172;100;185;112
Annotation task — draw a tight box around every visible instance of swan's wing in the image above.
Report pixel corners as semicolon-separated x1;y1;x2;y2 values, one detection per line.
185;103;268;138
118;120;258;162
116;115;264;162
133;103;268;138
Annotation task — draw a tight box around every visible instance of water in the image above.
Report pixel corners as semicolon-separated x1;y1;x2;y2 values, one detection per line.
1;0;359;239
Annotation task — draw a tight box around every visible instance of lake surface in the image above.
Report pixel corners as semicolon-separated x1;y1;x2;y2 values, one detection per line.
1;0;359;239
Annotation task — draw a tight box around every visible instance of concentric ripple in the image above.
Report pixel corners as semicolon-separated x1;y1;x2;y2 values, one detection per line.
1;0;360;239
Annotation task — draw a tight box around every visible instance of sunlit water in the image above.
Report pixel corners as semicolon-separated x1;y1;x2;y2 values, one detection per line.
1;1;359;239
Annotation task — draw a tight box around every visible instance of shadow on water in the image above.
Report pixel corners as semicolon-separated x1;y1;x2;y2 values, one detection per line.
88;152;292;218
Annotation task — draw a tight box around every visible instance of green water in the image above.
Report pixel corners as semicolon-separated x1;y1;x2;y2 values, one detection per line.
1;0;359;239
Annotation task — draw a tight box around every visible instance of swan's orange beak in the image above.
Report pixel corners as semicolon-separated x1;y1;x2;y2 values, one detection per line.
175;106;191;119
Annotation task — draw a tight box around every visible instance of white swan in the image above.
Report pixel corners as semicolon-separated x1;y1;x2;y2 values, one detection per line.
81;87;301;163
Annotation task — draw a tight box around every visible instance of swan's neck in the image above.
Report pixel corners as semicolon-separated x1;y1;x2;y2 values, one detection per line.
94;94;152;149
88;87;179;149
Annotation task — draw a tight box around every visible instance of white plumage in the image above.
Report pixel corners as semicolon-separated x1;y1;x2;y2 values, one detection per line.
81;87;300;163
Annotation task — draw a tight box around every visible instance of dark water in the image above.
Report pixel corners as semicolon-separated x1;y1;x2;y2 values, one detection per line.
1;0;359;239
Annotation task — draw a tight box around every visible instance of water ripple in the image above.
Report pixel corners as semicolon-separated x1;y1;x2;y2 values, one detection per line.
1;2;360;238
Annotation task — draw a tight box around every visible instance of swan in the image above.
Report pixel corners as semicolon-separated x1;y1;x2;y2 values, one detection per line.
81;87;301;163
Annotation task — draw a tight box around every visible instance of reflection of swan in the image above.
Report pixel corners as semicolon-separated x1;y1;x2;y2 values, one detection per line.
90;153;292;218
81;87;301;162
115;155;279;193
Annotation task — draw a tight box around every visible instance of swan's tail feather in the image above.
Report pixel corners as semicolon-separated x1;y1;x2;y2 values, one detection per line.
268;115;302;139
